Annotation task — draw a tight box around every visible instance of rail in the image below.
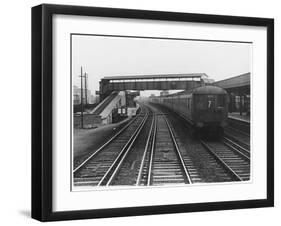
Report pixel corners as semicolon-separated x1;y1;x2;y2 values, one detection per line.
98;112;149;186
200;140;243;181
73;107;145;173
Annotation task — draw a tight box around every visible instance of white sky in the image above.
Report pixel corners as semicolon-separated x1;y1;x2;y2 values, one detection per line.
72;35;251;96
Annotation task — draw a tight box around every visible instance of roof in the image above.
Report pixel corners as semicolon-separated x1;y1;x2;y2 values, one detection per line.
157;85;226;97
192;85;227;94
102;73;207;80
213;73;250;89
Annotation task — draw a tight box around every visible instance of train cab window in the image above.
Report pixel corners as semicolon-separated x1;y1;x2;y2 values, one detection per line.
195;95;206;109
195;95;216;110
207;95;215;109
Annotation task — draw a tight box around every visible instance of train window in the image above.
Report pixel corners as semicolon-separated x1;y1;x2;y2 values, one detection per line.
207;96;215;109
194;95;217;109
194;94;227;110
187;98;190;109
194;95;206;109
217;95;226;107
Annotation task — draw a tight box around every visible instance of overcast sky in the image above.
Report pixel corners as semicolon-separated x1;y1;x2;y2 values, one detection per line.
72;35;251;96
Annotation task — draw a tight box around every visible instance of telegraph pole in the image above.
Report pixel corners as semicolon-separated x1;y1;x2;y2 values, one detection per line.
84;72;88;105
80;66;84;129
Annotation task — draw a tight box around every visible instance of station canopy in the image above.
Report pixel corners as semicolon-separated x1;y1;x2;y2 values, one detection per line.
102;73;208;81
213;72;250;89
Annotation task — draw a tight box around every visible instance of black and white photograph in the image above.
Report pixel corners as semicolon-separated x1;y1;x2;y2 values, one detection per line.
29;3;274;222
72;34;251;189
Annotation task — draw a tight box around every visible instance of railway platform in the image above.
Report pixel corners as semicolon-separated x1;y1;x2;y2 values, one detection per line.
214;73;250;117
89;91;126;125
228;112;250;123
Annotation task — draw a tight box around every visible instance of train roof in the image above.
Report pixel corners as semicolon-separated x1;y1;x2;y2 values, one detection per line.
193;85;227;94
156;85;227;98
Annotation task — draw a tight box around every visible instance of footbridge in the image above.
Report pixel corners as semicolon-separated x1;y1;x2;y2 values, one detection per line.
99;73;207;100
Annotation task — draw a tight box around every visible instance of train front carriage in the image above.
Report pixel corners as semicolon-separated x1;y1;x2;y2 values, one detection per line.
192;86;228;135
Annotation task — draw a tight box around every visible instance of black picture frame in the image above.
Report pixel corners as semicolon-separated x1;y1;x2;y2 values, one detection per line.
32;3;274;222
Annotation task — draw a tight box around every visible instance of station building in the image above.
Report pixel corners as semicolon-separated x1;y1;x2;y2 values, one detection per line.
214;72;250;118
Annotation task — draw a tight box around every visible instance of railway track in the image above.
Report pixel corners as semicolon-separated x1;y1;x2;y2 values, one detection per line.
73;106;149;186
225;117;250;152
201;140;250;181
136;114;156;185
74;103;251;187
224;128;250;151
137;111;192;186
227;117;250;134
74;105;194;187
109;112;154;186
151;103;251;183
223;136;250;159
